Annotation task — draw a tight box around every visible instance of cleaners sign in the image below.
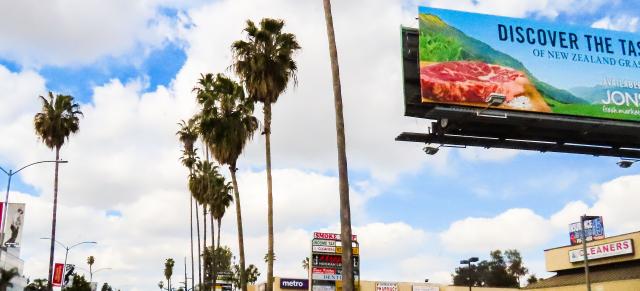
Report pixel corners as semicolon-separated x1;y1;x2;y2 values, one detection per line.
419;6;640;122
569;239;634;262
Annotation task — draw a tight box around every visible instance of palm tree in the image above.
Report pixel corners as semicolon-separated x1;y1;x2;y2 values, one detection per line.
0;268;18;291
158;281;164;290
321;2;355;291
34;92;83;291
164;258;175;291
189;160;222;288
210;175;233;291
198;73;258;291
302;257;309;271
231;19;301;291
87;256;95;282
177;118;200;289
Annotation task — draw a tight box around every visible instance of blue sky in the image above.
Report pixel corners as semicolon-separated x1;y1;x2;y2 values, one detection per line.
2;1;640;290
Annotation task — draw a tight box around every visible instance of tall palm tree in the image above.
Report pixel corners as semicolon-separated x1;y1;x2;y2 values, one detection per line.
34;92;83;291
177;118;200;289
164;258;175;291
231;19;301;291
198;73;258;291
87;256;95;282
189;160;222;289
210;175;233;291
0;268;18;291
321;2;354;291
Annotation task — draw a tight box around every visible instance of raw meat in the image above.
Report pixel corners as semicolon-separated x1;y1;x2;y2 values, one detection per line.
420;61;531;103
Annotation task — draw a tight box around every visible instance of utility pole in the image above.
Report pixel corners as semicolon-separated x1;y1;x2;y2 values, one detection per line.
184;257;188;291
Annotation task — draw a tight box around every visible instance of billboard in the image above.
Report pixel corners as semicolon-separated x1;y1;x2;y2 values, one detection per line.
569;239;634;262
419;7;640;122
569;216;605;245
2;203;25;256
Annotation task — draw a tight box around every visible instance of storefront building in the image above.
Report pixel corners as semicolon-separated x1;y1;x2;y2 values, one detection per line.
249;277;517;291
526;231;640;290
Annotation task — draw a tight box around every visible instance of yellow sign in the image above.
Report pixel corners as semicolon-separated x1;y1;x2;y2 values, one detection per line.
336;246;359;255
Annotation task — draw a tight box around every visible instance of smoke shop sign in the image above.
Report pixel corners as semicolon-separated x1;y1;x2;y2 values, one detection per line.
569;239;634;262
314;232;358;241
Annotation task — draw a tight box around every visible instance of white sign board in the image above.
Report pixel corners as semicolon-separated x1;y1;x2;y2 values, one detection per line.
412;285;439;291
376;282;398;291
569;239;634;262
313;239;337;247
313;274;342;281
312;245;336;253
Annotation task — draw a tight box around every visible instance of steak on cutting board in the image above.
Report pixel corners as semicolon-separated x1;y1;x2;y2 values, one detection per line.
420;61;532;104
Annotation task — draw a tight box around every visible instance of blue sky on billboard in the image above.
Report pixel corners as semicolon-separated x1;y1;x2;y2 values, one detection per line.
1;1;640;290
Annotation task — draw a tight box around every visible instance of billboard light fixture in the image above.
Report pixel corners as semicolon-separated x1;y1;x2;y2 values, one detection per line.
617;159;640;168
423;145;441;155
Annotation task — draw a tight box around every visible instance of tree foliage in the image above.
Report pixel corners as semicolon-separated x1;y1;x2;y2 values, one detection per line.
452;249;529;288
25;279;48;291
232;263;260;288
0;268;19;291
62;274;91;291
101;282;114;291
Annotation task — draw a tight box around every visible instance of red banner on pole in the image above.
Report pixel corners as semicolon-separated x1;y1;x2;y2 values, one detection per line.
52;263;64;287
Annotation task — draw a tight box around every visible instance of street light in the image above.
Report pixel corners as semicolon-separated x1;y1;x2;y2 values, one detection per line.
580;215;600;291
0;160;68;240
40;237;96;287
460;257;479;291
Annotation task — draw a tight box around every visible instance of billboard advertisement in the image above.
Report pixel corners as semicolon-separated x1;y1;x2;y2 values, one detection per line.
569;216;605;245
419;7;640;122
2;203;25;256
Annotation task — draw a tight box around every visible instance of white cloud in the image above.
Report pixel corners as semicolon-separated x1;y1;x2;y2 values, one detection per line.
440;209;553;253
0;0;200;67
422;0;612;19
457;148;520;163
592;15;640;32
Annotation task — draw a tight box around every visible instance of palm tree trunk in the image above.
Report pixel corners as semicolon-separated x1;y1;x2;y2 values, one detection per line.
214;209;216;248
264;101;275;291
322;1;354;291
195;202;202;288
203;206;208;288
190;188;195;291
46;147;61;291
230;166;247;291
217;219;221;249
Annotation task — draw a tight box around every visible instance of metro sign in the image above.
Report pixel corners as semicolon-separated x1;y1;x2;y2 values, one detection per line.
313;232;358;241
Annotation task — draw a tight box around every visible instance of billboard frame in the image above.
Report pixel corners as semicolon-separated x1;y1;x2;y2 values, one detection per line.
398;27;640;159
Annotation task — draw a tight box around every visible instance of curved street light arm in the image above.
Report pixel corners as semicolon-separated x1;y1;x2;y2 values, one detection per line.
40;237;68;250
0;166;8;175
69;241;97;250
14;160;68;175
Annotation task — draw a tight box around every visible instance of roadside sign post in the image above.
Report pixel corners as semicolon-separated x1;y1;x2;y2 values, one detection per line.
309;232;360;291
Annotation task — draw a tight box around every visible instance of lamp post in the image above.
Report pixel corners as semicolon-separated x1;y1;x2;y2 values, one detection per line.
460;257;479;291
0;160;68;240
580;215;600;291
40;237;96;287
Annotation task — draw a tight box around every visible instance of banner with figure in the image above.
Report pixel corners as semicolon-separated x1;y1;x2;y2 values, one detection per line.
3;203;25;256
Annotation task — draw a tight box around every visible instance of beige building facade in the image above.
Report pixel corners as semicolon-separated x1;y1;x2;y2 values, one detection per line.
526;231;640;290
249;277;517;291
